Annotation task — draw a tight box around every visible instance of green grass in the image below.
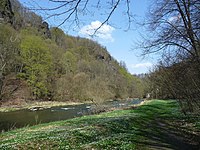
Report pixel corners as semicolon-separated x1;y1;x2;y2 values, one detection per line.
0;100;199;150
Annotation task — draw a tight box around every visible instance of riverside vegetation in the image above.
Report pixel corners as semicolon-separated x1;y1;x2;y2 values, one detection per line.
0;100;199;149
0;0;200;149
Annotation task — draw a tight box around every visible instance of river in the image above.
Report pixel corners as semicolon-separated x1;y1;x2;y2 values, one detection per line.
0;99;143;132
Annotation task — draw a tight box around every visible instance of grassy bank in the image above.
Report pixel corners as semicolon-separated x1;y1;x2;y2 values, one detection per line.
0;100;199;149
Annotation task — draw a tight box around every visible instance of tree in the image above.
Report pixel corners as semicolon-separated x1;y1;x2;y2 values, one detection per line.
141;0;199;62
61;51;77;74
0;24;19;99
139;0;200;113
119;61;128;71
20;33;53;99
51;27;67;48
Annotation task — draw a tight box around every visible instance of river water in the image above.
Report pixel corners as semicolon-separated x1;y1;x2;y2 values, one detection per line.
0;99;143;132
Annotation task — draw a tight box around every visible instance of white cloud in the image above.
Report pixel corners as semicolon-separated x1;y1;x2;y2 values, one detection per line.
79;20;115;42
128;62;153;74
168;15;181;22
131;62;153;68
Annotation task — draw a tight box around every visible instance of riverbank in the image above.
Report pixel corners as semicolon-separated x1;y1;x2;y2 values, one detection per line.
1;100;199;149
0;98;141;112
0;100;86;112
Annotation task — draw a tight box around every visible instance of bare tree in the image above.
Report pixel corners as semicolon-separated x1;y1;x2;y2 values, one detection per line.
142;0;200;114
22;0;134;33
140;0;199;63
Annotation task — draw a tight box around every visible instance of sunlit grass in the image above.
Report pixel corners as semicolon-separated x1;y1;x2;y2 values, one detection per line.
0;100;199;149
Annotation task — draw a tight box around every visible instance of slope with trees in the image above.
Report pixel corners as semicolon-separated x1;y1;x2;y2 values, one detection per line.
0;0;145;105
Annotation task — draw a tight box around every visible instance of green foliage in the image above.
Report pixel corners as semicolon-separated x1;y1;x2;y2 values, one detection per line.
0;24;20;99
0;0;145;102
72;72;90;100
19;27;42;37
118;67;145;98
45;39;66;75
61;51;77;74
1;22;145;102
0;24;19;73
119;67;132;83
73;46;90;60
50;27;67;48
20;34;52;98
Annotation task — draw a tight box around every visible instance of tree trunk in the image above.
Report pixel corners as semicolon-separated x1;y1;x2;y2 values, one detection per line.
0;70;4;100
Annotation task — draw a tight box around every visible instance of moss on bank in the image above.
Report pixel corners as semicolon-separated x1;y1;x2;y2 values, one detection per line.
0;100;199;149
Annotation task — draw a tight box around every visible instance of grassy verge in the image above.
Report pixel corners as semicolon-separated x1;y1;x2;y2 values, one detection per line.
0;100;199;149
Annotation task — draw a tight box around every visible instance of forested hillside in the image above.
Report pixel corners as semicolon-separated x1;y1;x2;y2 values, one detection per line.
0;0;144;104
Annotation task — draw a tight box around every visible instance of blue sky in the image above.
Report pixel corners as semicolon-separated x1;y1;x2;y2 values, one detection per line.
19;0;156;74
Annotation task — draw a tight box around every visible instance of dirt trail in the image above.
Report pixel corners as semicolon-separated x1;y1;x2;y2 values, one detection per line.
141;119;200;150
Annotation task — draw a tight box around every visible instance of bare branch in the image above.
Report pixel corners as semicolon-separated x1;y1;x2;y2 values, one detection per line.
1;63;6;71
140;0;200;61
93;0;121;35
58;0;81;27
21;0;133;33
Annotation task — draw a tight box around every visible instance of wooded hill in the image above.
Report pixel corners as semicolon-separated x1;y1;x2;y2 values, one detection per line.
0;0;145;103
